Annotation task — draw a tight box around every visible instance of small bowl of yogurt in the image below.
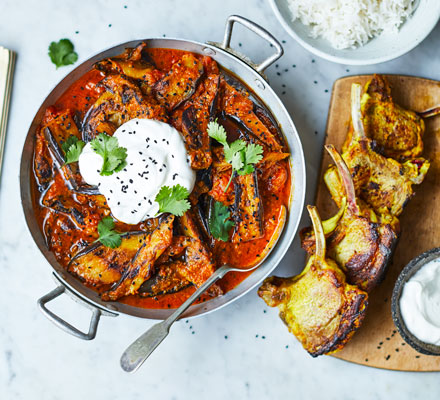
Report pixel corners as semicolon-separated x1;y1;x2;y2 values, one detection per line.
392;248;440;356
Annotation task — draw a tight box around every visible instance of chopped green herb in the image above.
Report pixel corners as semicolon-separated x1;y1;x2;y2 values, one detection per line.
208;120;263;191
90;133;127;176
95;216;122;248
155;184;191;216
208;201;234;242
48;39;78;69
62;135;85;164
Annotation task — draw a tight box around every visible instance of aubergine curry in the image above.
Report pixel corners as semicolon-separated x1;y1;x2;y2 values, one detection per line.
32;43;291;309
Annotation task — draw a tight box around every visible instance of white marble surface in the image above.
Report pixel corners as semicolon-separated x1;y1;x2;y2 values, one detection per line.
1;0;440;398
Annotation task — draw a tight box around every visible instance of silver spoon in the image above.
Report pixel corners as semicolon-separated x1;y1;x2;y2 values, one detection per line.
120;261;264;373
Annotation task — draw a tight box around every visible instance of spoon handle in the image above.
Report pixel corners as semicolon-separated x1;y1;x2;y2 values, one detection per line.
120;264;231;373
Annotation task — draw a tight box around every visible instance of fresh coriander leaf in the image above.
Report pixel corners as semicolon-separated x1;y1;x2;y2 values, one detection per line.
208;120;264;191
236;143;263;176
90;133;128;176
237;164;254;176
63;136;85;164
96;216;122;248
208;201;235;242
243;143;263;165
230;148;245;172
224;139;245;164
155;184;191;216
48;39;78;69
207;119;228;146
62;135;79;154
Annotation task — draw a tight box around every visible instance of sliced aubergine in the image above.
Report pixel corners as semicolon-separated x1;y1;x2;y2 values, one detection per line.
83;74;168;141
232;170;264;243
67;231;152;287
43;126;100;195
94;42;163;86
101;215;175;301
154;53;204;111
220;79;282;152
177;73;219;169
139;261;191;297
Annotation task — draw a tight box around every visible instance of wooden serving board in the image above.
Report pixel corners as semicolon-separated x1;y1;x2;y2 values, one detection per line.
318;75;440;371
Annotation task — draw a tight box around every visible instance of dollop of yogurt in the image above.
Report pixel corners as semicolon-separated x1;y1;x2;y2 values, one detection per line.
79;118;195;225
400;257;440;345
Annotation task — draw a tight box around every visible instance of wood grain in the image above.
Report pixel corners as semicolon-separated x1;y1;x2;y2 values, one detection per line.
318;75;440;371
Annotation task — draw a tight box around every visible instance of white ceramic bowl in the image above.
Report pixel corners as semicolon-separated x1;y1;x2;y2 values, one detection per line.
269;0;440;65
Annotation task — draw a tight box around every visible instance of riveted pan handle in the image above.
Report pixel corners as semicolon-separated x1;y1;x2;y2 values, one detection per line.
220;15;284;73
37;278;116;340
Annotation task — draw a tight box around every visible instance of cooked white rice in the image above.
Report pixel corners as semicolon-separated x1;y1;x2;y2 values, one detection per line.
287;0;416;49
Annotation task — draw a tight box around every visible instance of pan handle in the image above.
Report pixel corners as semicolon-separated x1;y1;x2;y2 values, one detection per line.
220;15;284;73
37;278;116;340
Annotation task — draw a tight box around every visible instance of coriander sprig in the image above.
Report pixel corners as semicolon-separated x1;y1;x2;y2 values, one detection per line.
155;184;191;217
208;201;235;242
90;133;128;176
95;216;122;248
62;135;85;164
48;39;78;69
207;120;263;191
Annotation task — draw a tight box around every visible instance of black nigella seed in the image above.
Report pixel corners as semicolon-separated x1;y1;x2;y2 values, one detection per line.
136;121;139;125
139;151;143;155
129;179;133;183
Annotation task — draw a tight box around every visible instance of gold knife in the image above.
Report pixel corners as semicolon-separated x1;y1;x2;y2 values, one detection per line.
0;46;16;179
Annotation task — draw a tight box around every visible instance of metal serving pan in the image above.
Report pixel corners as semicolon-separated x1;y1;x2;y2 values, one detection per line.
20;15;306;340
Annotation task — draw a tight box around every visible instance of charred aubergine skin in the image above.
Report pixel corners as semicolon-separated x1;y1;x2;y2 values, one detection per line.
259;206;368;357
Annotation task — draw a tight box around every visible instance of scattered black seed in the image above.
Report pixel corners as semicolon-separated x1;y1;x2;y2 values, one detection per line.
108;24;112;27
385;355;391;360
224;335;228;339
75;31;79;34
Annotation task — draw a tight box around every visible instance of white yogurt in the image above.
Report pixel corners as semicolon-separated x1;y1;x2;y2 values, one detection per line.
79;118;195;225
399;257;440;345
